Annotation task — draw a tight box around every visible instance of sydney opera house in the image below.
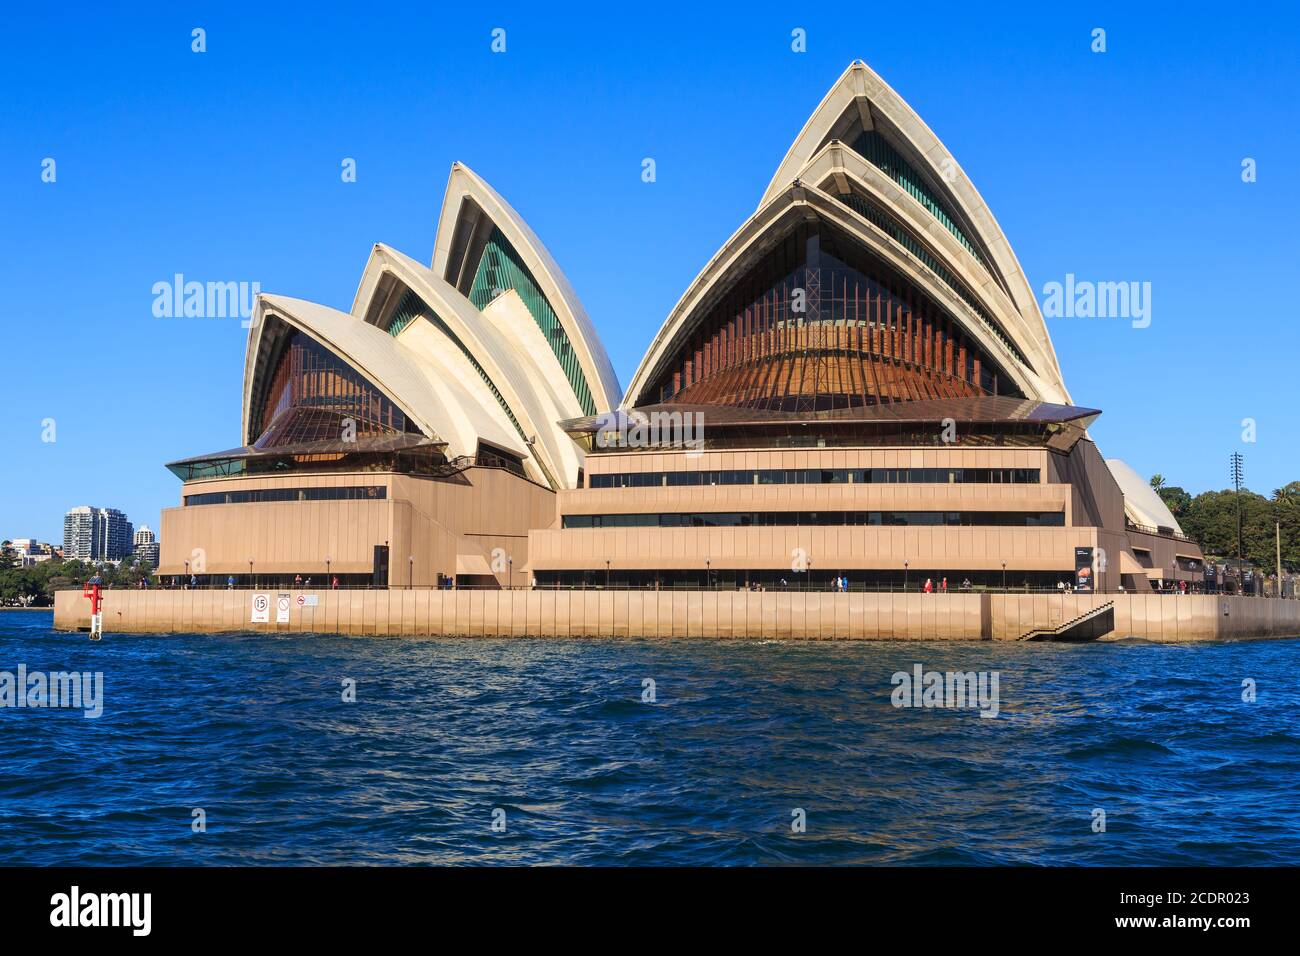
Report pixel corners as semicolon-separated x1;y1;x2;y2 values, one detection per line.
159;61;1203;594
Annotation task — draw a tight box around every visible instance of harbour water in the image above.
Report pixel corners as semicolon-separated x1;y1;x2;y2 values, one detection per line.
2;610;1298;865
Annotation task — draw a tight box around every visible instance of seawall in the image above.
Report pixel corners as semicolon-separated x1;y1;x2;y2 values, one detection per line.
52;588;1300;641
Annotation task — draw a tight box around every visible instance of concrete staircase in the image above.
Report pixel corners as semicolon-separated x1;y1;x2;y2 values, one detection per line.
1018;601;1115;642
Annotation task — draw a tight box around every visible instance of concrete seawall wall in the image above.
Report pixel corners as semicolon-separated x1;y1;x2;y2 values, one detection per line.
53;589;1300;642
989;591;1300;641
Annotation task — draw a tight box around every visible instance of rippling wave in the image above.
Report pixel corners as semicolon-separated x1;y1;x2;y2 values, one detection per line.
1;612;1297;865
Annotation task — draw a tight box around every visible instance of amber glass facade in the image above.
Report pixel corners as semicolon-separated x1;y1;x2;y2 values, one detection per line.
649;221;1020;411
251;331;420;448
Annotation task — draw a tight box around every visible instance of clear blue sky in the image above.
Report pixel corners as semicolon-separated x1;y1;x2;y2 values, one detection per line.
3;2;1297;544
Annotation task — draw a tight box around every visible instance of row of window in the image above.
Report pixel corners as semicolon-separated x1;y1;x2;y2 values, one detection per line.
535;570;1074;590
588;468;1041;489
562;510;1064;529
185;486;387;506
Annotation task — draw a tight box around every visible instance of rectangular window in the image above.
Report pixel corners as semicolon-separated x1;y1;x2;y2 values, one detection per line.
184;485;387;506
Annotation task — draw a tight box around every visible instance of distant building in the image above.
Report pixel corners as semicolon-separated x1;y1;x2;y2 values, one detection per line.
133;525;161;568
63;506;134;562
4;538;57;567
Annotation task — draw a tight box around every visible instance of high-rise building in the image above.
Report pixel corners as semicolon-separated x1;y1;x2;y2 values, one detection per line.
63;506;134;562
133;525;161;568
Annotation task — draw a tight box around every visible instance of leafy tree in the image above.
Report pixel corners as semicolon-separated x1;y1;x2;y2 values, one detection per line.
1180;488;1276;568
0;540;17;571
1157;485;1193;518
1272;483;1300;571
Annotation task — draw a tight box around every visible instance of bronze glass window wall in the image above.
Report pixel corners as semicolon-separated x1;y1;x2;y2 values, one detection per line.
561;510;1064;528
184;485;387;506
589;467;1040;488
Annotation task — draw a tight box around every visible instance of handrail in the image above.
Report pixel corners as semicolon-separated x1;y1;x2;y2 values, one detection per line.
51;584;1286;596
1125;520;1195;543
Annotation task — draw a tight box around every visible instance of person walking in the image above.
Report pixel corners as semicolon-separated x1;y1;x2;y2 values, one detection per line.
923;577;934;594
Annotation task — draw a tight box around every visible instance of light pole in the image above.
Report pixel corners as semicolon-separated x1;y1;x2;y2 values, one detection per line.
1277;519;1283;598
1001;560;1006;591
408;555;414;590
705;557;711;589
1231;452;1245;594
605;559;610;589
248;558;254;588
325;555;331;584
508;555;514;590
903;560;909;593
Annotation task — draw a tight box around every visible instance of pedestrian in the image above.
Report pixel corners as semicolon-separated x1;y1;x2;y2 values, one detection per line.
331;575;339;590
294;574;302;587
941;577;948;593
923;577;933;594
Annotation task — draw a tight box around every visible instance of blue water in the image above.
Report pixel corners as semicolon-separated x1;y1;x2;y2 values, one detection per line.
1;610;1297;865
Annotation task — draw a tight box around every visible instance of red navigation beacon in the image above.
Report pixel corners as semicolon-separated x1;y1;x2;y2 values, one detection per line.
82;582;104;639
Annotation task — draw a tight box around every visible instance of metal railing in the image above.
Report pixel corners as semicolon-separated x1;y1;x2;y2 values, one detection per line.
1125;520;1196;543
58;583;1278;596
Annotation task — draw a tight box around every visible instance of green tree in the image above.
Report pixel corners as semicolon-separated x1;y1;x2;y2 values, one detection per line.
1272;483;1300;571
1181;488;1275;568
1157;485;1193;518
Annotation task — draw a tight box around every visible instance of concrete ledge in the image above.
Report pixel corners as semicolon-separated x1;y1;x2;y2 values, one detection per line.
53;589;1300;642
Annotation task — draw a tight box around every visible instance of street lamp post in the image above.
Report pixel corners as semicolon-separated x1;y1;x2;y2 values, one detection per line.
705;557;711;589
508;555;514;590
1231;452;1245;594
605;559;610;589
1001;560;1007;591
903;560;909;593
325;556;331;584
408;555;414;590
248;559;254;588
